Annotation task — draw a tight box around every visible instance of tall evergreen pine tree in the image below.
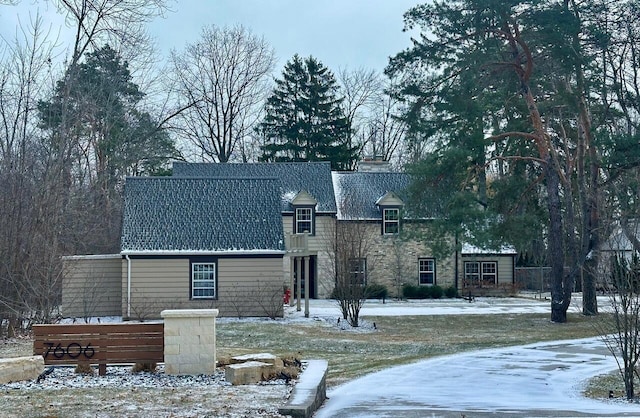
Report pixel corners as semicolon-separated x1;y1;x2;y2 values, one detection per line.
259;55;357;170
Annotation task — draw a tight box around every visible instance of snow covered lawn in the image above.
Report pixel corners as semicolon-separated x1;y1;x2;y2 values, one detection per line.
0;295;623;416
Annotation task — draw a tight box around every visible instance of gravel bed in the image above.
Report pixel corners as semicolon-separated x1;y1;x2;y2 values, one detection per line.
1;364;291;390
0;365;294;418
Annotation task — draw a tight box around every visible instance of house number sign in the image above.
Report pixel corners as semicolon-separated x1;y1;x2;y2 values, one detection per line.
42;342;95;360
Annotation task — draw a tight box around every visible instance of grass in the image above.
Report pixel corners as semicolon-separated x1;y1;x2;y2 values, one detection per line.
0;310;626;416
216;312;606;385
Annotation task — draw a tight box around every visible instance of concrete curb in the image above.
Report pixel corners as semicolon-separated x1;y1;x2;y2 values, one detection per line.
278;359;328;418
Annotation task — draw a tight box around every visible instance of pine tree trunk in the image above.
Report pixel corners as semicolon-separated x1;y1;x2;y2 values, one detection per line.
582;258;598;315
546;157;569;323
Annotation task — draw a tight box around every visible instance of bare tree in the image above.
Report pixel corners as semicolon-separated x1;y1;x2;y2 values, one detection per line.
170;24;276;162
0;2;174;332
0;15;67;332
338;69;409;166
252;279;284;320
51;0;171;67
337;67;380;162
360;78;407;165
325;196;380;327
597;252;640;400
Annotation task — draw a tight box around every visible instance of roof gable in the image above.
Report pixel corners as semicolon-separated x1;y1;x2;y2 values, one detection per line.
121;177;285;254
291;190;317;206
172;162;336;213
601;222;640;252
376;191;404;207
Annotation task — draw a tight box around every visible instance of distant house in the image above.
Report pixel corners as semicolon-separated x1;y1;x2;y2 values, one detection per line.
61;161;519;319
600;222;640;257
598;221;640;283
460;244;517;291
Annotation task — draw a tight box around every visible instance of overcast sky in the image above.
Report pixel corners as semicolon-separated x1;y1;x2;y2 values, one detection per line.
0;0;421;74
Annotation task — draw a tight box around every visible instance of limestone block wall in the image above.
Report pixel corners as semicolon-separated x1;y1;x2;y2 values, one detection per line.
161;309;218;375
331;222;456;296
0;356;44;384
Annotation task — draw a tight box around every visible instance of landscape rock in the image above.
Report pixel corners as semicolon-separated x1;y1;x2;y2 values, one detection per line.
0;356;44;384
231;352;284;368
225;361;274;385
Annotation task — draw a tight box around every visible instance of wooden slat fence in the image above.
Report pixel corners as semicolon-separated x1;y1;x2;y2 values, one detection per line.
33;323;164;375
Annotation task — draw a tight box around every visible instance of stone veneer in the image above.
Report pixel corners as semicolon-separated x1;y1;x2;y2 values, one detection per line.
161;309;218;375
318;222;457;297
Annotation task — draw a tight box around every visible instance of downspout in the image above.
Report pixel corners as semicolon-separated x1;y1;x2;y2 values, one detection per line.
125;254;131;319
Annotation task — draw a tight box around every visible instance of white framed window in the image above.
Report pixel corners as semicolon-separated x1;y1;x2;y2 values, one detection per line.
192;263;216;299
383;208;399;235
419;258;435;285
349;258;367;286
464;262;480;286
481;262;497;286
464;261;497;287
295;207;313;234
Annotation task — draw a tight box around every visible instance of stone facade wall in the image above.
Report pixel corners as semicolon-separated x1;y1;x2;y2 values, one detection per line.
314;220;457;298
355;222;456;297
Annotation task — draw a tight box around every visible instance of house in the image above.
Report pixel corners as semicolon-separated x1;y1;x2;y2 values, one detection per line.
172;161;338;299
600;222;640;257
61;161;518;319
63;176;287;319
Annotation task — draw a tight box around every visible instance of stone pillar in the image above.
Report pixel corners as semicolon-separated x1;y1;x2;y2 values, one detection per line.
161;309;218;375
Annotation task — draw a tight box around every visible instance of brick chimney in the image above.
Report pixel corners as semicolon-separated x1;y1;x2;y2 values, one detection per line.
356;155;391;172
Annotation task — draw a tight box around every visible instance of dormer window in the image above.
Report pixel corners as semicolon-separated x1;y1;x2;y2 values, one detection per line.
295;207;314;234
383;208;400;235
290;190;317;235
376;191;403;236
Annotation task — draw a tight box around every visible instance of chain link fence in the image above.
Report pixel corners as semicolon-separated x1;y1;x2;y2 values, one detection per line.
515;267;552;293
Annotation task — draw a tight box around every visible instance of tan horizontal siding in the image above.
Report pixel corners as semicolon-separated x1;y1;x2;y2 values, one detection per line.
125;257;284;319
216;258;284;318
283;215;336;298
282;214;335;253
461;255;514;285
61;257;122;318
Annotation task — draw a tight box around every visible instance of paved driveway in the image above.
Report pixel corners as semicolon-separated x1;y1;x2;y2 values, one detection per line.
315;337;640;418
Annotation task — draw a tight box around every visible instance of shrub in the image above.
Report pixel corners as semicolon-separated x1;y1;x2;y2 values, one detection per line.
75;362;94;375
366;284;388;300
430;285;444;299
445;285;458;298
403;284;445;299
417;285;432;298
402;284;420;299
132;362;157;373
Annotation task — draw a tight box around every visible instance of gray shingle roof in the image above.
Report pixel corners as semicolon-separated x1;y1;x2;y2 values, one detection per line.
601;221;640;252
121;177;285;253
172;162;337;213
332;172;411;220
